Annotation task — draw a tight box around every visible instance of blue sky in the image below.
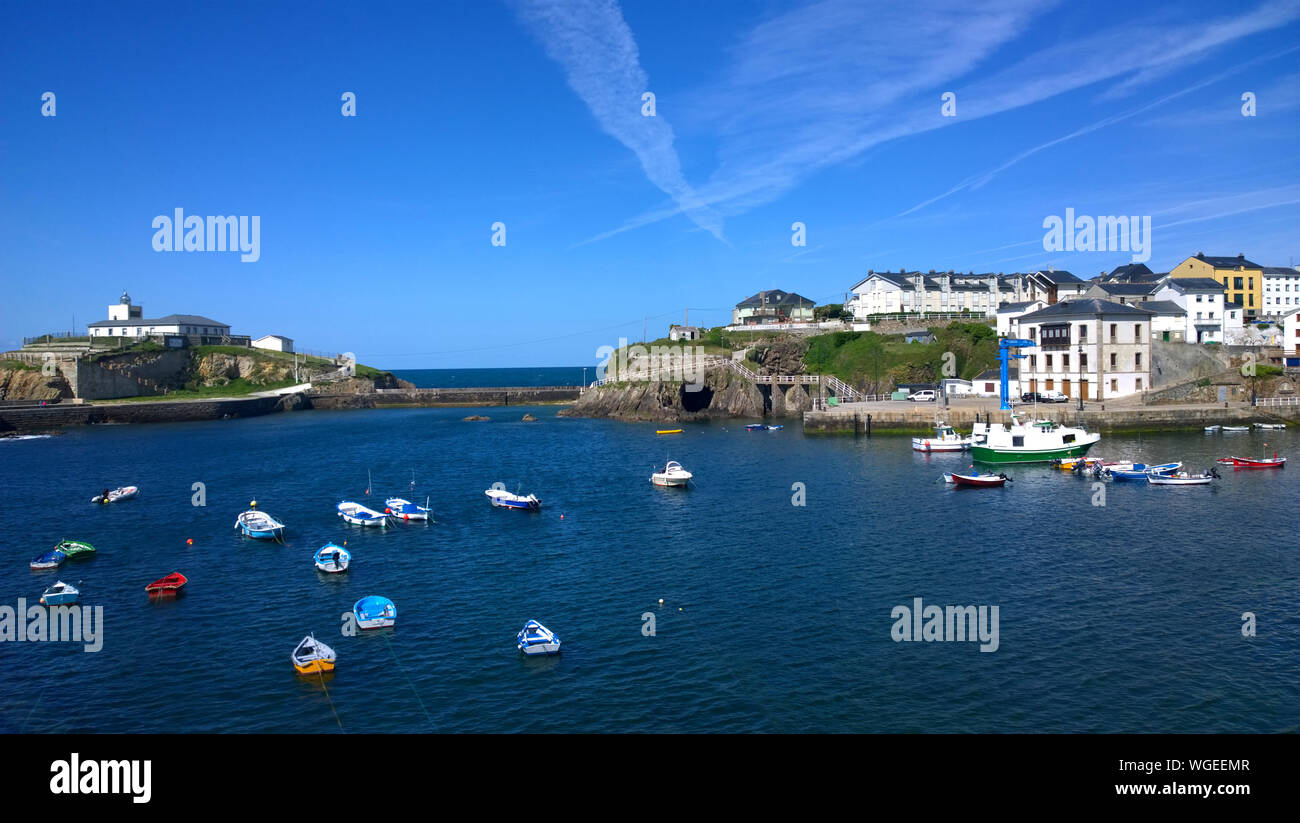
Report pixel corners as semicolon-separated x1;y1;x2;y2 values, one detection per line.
2;0;1298;368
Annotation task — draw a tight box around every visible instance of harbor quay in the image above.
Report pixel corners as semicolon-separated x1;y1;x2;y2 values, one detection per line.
802;397;1300;435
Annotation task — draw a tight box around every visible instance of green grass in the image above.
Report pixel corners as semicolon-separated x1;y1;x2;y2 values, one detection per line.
803;322;999;391
1;359;40;372
100;378;301;402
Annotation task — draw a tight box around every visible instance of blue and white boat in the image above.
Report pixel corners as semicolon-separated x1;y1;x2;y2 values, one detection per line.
517;620;561;655
337;500;388;527
1105;462;1182;481
39;580;79;606
385;497;432;522
30;550;66;570
353;596;396;629
745;423;785;431
314;544;350;573
234;509;285;539
485;488;542;510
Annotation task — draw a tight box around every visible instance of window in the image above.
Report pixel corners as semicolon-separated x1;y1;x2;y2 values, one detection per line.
1080;354;1088;370
1078;324;1088;341
1136;377;1143;390
1028;327;1036;341
1046;354;1053;370
1196;294;1203;302
1109;323;1117;343
1110;378;1118;392
1063;354;1070;369
1110;352;1117;368
1135;352;1142;369
1041;323;1070;345
1012;436;1024;447
1235;277;1244;289
1029;355;1037;370
1134;324;1142;339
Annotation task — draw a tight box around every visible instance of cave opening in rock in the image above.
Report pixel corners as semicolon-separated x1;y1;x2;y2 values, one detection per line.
680;385;714;412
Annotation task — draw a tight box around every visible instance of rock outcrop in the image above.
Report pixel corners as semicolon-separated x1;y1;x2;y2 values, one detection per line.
0;367;73;401
559;367;764;422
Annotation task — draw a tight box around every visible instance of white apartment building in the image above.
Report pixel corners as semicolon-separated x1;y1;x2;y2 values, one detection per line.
847;270;1028;320
1262;266;1300;318
1149;278;1229;344
1015;298;1154;400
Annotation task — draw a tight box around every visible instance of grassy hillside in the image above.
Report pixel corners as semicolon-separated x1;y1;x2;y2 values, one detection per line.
804;322;998;393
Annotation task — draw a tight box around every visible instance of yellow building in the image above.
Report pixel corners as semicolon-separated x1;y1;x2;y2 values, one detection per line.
1170;253;1263;320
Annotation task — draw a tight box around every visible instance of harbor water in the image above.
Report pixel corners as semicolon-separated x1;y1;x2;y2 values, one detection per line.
1;406;1296;733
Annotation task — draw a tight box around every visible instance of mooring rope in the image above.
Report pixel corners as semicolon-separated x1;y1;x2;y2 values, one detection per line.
381;632;436;730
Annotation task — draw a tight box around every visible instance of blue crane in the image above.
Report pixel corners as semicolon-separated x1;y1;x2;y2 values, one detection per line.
998;338;1034;411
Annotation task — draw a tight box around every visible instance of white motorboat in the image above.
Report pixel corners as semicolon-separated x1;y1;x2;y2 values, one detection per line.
912;423;973;452
1254;422;1286;430
1204;425;1221;433
385;497;432;521
517;620;561;655
970;414;1100;464
92;485;138;504
485;488;542;510
1148;469;1219;485
1221;426;1249;432
337;500;389;527
650;460;693;487
313;544;350;573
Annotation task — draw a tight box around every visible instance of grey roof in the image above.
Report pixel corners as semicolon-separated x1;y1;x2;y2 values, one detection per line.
1189;253;1262;269
974;367;1018;380
855;270;1019;291
1141;300;1186;316
1019;298;1154;323
89;314;230;328
1106;263;1154;282
1033;269;1084;284
1165;277;1225;292
735;290;814;310
1090;282;1159;296
997;301;1043;313
1262;266;1300;275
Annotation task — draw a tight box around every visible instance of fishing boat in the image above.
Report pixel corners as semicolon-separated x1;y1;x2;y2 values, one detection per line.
1104;462;1182;481
39;581;79;606
145;572;187;594
1148;467;1219;485
91;485;138;504
1203;425;1221;433
516;620;561;655
234;509;285;539
56;540;96;558
485;488;542;510
337;500;389;527
650;460;692;487
292;634;337;675
970;414;1100;464
29;550;66;570
948;471;1011;488
313;544;350;573
1216;455;1287;469
1053;456;1104;471
1221;426;1249;432
745;423;784;431
384;497;432;521
912;423;973;452
1254;422;1287;430
656;429;683;435
353;596;396;629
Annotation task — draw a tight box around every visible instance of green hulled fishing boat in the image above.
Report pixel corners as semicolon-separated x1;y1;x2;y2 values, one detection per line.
970;415;1100;464
55;540;96;558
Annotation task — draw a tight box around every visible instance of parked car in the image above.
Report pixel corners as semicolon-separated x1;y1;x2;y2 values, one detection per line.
1020;392;1046;403
909;390;937;402
1040;389;1069;403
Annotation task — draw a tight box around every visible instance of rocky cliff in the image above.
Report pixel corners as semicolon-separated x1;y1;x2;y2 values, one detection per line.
559;366;808;422
0;366;73;401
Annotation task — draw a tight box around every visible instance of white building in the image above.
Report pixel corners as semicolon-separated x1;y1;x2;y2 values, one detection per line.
1150;278;1228;344
1016;298;1153;400
847;270;1028;320
252;334;294;353
1262;266;1300;318
970;367;1019;398
1142;301;1188;342
1283;308;1299;368
996;300;1046;338
1026;269;1088;303
86;291;238;344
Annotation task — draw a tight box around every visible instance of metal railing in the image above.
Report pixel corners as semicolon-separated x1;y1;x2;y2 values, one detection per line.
1253;396;1299;407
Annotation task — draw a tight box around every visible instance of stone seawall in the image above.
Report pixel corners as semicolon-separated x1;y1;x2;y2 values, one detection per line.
309;386;581;409
0;394;297;432
803;402;1300;434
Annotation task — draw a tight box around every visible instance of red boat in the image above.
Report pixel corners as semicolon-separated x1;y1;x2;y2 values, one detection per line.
145;572;188;594
1215;455;1287;469
948;471;1011;487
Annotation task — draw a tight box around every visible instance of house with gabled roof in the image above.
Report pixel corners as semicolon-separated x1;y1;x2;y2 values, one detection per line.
1170;253;1264;320
1015;298;1154;400
732;290;815;325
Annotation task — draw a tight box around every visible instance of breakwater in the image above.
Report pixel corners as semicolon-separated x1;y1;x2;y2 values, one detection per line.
0;386;581;432
802;402;1300;434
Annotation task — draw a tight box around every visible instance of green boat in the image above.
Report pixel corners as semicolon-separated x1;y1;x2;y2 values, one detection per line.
970;416;1101;464
55;540;96;558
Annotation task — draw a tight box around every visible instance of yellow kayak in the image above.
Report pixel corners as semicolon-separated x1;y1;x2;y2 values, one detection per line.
656;429;683;435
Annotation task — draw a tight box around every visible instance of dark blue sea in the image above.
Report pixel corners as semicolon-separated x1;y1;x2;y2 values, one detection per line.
1;406;1296;733
393;367;590;388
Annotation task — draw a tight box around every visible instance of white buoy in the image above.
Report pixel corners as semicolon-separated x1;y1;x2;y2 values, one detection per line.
658;599;664;605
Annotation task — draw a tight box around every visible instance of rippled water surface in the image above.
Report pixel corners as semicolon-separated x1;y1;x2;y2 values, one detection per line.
1;410;1295;732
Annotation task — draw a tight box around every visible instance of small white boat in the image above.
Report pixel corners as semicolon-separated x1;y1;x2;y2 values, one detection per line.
92;485;138;504
40;580;79;606
650;460;693;487
314;544;350;573
353;596;396;629
235;509;285;539
337;500;389;527
292;634;337;675
1204;425;1221;433
385;497;431;521
1148;469;1219;485
912;423;973;452
1254;422;1286;430
485;488;542;510
1221;426;1249;432
517;620;561;655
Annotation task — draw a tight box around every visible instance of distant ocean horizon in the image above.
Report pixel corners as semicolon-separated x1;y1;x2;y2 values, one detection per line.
391;367;592;388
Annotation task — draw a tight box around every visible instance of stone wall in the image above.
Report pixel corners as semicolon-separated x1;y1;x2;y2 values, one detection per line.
0;394;295;433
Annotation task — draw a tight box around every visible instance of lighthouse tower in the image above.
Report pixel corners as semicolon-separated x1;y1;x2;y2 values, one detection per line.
107;290;143;322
